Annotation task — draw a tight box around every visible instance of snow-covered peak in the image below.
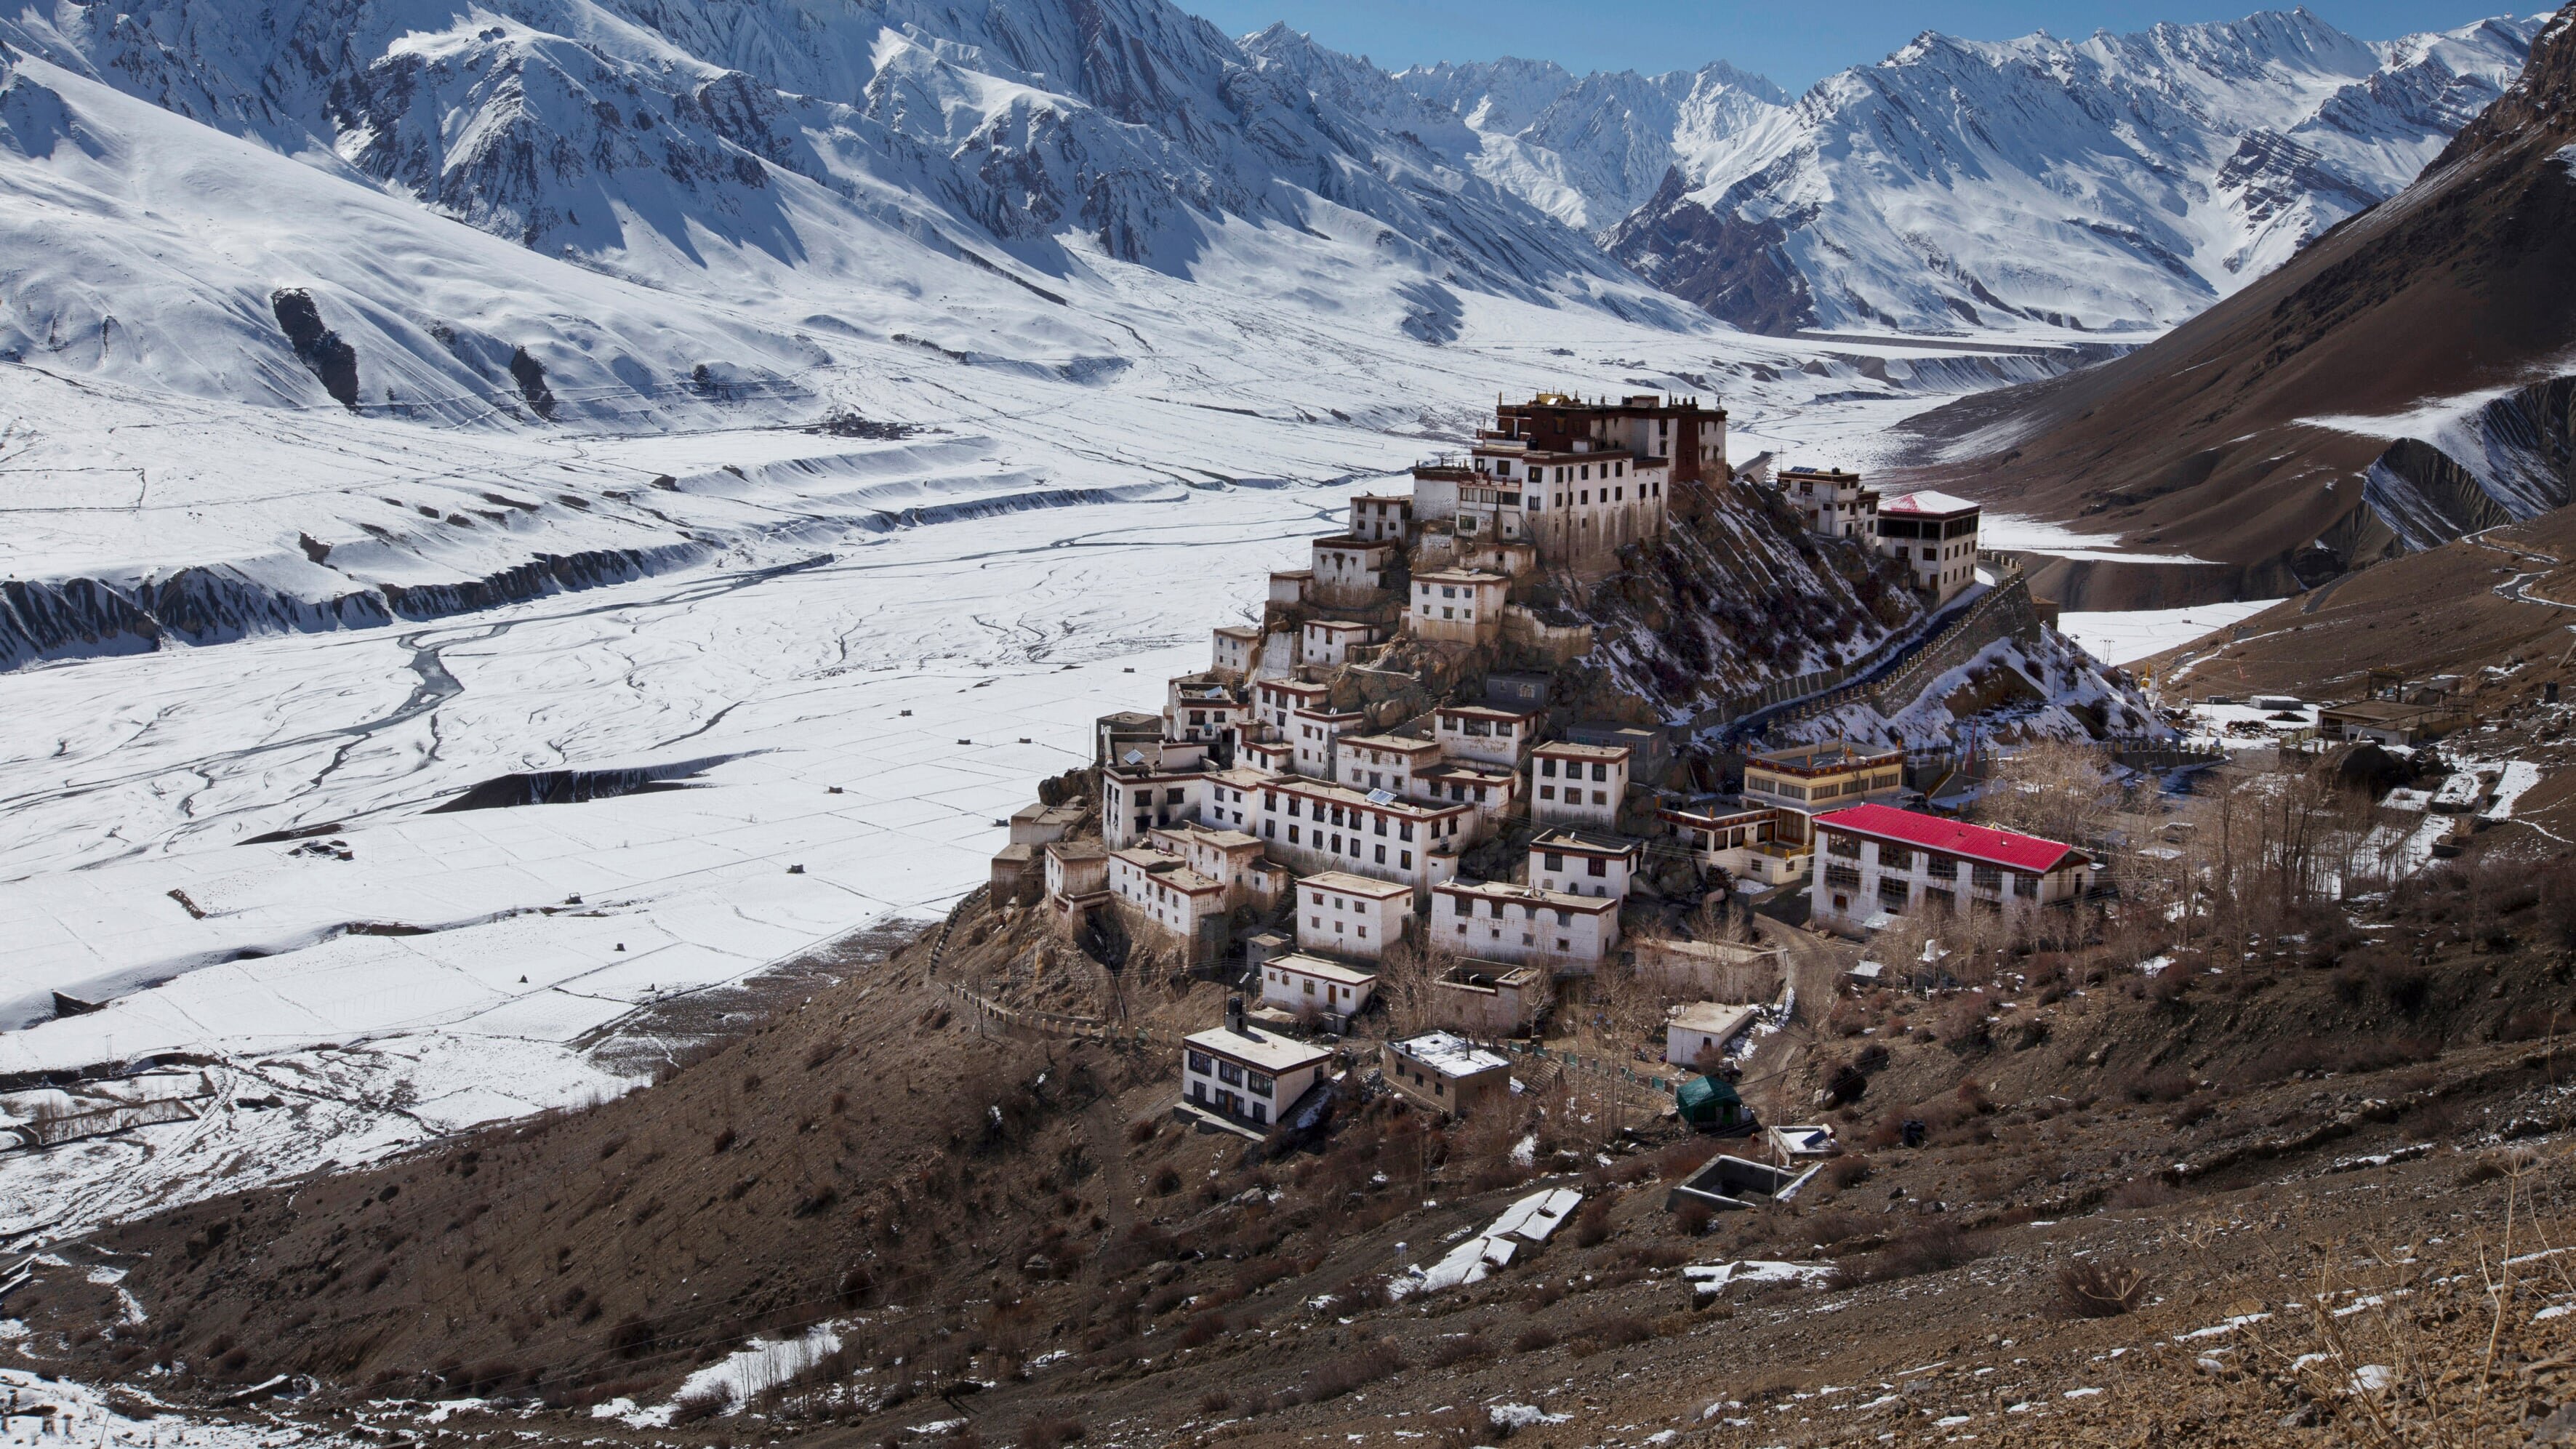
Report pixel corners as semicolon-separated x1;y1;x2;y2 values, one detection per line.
1605;7;2548;335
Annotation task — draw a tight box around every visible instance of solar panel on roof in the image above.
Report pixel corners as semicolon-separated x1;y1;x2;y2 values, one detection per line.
1367;789;1396;804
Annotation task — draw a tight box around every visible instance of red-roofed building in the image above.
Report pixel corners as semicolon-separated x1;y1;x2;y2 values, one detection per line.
1807;803;2090;936
1877;491;1981;603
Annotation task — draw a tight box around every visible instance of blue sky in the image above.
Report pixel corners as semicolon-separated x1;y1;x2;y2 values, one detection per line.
1177;1;2523;90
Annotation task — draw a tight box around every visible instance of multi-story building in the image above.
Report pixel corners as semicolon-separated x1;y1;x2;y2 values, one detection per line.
1293;870;1413;960
1528;827;1640;900
1411;759;1521;833
1659;800;1809;888
1347;494;1412;543
1165;674;1245;751
1100;760;1213;848
1432;704;1538;767
1310;537;1400;607
1530;741;1629;827
1249;775;1472;894
1184;1000;1331;1129
1877;491;1982;603
1301;618;1380;668
1148;822;1288;912
1210;625;1261;682
1778;465;1878;541
1429;879;1621;971
1741;742;1905;843
1407;569;1509;644
1108;846;1225;961
1336;734;1441;795
1290;707;1367;779
1411;393;1720;574
1252;678;1329;738
1807;803;2091;937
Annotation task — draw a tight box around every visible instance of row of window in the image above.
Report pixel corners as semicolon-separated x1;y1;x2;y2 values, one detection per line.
1536;758;1613;781
1185;1051;1277;1096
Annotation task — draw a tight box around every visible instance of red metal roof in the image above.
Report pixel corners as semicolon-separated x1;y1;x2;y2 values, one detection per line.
1812;803;2082;873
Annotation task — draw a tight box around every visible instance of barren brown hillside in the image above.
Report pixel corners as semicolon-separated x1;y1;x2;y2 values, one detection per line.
1895;4;2576;606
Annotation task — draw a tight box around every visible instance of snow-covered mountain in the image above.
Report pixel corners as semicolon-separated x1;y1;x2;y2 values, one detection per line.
1597;8;2545;334
0;0;1704;420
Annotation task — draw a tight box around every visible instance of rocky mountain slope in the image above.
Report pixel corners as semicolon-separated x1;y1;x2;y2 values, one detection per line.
1597;9;2541;336
1895;2;2576;600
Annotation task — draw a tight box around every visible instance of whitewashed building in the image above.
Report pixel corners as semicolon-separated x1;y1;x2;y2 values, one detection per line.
1290;707;1368;779
1808;803;2090;937
1109;846;1224;960
1407;570;1509;645
1253;678;1330;738
1251;775;1472;893
1311;537;1400;607
1429;879;1621;971
1210;625;1261;682
1778;465;1878;541
1294;870;1413;960
1301;618;1380;668
1348;493;1413;543
1336;734;1441;795
1100;763;1213;849
1259;951;1379;1024
1184;1001;1331;1129
1149;822;1287;912
1877;491;1982;604
1530;741;1629;827
1433;704;1538;767
1528;827;1640;900
1411;760;1521;835
1383;1032;1513;1118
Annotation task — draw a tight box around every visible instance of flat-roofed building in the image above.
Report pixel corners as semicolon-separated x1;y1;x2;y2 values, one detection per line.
1528;827;1640;900
1665;1001;1760;1069
1149;822;1288;912
1184;1000;1331;1129
1096;710;1165;768
1876;491;1981;603
1778;465;1878;542
1251;775;1472;894
1407;570;1508;645
1258;951;1379;1025
1741;742;1905;843
1384;1032;1513;1118
1268;569;1312;605
1166;673;1245;750
1301;618;1381;668
1414;393;1716;574
1008;803;1086;846
1211;625;1261;682
1044;838;1109;905
1808;803;2090;937
1293;870;1413;960
1433;704;1538;767
1253;678;1330;738
1311;537;1400;607
1336;734;1440;795
1109;846;1225;962
1100;762;1213;849
1347;494;1412;543
1530;741;1629;827
1658;800;1809;888
1429;960;1549;1035
1290;707;1368;780
1410;760;1521;835
1429;878;1621;971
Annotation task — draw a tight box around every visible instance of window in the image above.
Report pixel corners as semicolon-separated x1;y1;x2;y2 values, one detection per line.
1879;878;1911;912
1590;763;1607;782
1248;1072;1274;1098
1825;833;1860;859
1189;1051;1212;1073
1544;853;1564;871
1824;863;1861;889
1879;846;1914;872
1586;857;1606;877
1540;758;1557;777
1970;863;2002;892
1217;1061;1243;1086
2013;872;2038;898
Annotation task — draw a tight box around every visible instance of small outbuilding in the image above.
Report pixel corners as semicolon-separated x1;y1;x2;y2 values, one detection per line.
1383;1032;1512;1119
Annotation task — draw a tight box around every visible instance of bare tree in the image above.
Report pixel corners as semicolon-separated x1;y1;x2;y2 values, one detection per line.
1977;738;2124;848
